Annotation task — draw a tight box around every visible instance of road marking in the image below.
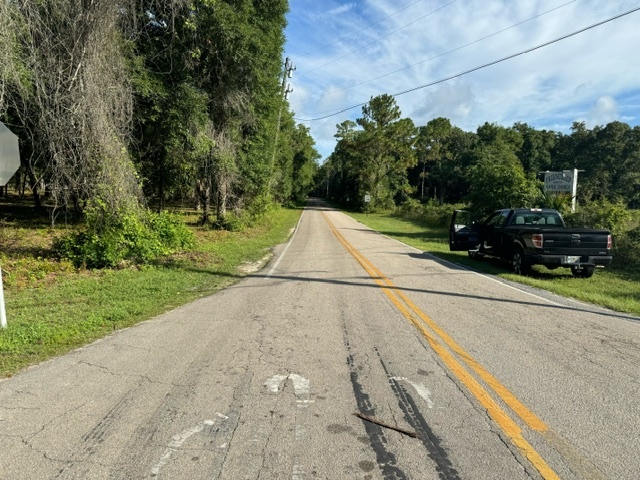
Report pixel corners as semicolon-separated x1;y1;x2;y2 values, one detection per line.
377;229;564;306
264;373;315;408
391;377;434;408
265;374;288;392
292;464;307;480
150;420;216;477
265;210;305;279
323;212;560;480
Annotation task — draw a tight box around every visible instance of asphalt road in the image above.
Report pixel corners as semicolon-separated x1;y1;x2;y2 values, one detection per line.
1;198;639;480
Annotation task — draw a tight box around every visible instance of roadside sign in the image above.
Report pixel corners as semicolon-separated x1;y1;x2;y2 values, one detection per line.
544;170;573;192
543;168;579;212
0;121;20;186
364;194;371;203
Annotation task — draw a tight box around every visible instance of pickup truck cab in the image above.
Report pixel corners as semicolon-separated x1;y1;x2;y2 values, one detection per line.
450;208;613;277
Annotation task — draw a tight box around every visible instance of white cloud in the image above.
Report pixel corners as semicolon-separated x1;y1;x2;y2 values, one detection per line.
409;82;476;126
285;0;640;159
585;96;620;127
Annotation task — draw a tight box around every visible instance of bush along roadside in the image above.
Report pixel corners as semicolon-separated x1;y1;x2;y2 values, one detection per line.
53;209;194;268
0;205;302;378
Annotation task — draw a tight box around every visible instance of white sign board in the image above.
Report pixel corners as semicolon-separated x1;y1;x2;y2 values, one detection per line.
544;170;574;193
0;121;20;186
364;194;371;203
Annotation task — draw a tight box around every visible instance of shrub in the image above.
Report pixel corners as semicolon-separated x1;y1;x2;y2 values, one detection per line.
423;201;466;228
53;210;194;268
611;227;640;271
564;200;631;235
396;198;423;219
395;200;466;228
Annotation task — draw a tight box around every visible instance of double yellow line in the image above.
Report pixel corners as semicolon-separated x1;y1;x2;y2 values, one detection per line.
323;212;560;480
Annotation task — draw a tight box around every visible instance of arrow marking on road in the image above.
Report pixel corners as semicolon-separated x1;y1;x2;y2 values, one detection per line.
150;419;217;477
391;377;434;408
264;374;314;408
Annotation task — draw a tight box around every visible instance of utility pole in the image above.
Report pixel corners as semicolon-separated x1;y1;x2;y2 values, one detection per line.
269;57;295;192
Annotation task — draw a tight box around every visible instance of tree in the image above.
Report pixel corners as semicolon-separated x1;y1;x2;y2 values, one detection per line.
413;117;452;200
466;124;537;215
3;0;143;228
513;122;555;176
327;120;360;205
290;125;320;203
354;94;417;209
128;0;289;222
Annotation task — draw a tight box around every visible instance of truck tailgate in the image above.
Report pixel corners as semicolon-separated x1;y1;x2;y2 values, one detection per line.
540;229;610;253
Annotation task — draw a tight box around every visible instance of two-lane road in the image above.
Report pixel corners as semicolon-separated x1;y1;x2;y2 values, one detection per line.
1;199;638;479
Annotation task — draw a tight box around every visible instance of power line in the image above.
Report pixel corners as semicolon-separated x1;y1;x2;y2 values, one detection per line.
294;6;640;122
290;0;577;108
297;1;457;79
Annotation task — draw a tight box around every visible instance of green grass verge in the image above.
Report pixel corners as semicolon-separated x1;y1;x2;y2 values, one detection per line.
0;206;301;378
348;211;640;317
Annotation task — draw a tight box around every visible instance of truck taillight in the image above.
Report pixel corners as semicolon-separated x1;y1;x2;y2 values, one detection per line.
532;233;543;248
608;234;612;249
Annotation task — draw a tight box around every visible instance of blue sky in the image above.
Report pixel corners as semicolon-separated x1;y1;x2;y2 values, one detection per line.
283;0;640;160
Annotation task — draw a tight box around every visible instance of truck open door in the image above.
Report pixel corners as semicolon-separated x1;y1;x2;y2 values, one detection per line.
449;210;480;251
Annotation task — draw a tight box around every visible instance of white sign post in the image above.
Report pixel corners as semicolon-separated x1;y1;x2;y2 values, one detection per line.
0;121;20;328
0;267;6;328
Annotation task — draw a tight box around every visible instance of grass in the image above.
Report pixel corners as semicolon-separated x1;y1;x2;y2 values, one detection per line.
0;199;301;378
348;211;640;317
1;200;637;378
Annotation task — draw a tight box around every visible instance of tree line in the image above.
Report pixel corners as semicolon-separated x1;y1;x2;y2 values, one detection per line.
320;94;640;217
0;0;319;231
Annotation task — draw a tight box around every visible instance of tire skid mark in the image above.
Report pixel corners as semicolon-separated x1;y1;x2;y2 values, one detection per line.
323;211;561;480
52;389;137;479
377;351;462;480
342;322;408;480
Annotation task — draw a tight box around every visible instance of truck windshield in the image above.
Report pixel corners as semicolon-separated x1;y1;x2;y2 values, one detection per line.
511;212;562;226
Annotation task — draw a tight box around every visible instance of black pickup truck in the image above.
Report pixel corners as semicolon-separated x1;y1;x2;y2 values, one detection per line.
449;208;612;277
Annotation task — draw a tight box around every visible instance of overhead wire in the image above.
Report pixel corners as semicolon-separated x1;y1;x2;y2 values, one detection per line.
290;0;578;108
293;6;640;122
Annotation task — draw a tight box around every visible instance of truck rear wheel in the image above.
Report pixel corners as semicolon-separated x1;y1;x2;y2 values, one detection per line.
571;265;595;278
511;249;530;275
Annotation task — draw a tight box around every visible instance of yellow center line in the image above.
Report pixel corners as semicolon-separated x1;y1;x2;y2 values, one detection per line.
323;212;560;480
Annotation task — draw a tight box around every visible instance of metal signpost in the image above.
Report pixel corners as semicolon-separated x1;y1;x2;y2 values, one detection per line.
0;121;21;328
364;193;371;215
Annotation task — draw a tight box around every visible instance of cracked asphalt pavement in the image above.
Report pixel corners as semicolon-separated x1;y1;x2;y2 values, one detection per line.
1;198;639;479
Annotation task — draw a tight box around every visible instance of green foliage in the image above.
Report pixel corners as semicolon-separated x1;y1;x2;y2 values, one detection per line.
396;199;465;227
465;144;539;216
1;205;301;377
564;199;631;234
537;190;573;215
563;200;639;272
397;197;423;218
611;227;640;271
290;124;320;203
324;95;416;211
53;211;194;268
423;201;466;228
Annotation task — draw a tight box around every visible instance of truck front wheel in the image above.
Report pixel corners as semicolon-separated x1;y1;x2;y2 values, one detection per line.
511;249;531;275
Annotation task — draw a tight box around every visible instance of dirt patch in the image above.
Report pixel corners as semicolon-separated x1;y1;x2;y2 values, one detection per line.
237;253;273;274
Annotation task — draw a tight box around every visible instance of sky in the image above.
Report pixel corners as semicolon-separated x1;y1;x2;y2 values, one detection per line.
283;0;640;161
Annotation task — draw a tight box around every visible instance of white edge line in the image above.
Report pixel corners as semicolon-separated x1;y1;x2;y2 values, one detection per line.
264;209;305;279
369;225;563;307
